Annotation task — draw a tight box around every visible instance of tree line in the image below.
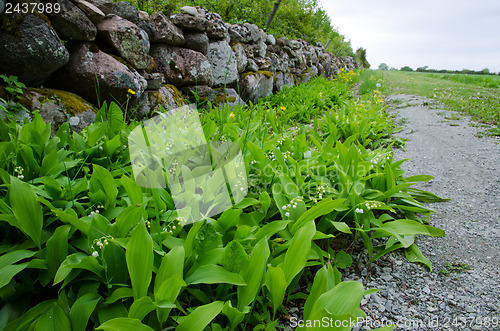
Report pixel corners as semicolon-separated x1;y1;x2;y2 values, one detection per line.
378;63;498;76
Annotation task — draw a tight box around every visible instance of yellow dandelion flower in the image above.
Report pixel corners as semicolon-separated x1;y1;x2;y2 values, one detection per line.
280;106;286;111
127;89;136;95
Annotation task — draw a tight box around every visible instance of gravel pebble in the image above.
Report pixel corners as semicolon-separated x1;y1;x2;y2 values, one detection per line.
340;95;500;331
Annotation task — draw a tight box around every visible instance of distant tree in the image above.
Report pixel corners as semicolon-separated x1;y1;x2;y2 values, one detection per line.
416;66;429;72
355;47;370;68
378;63;389;71
481;68;490;75
400;66;414;72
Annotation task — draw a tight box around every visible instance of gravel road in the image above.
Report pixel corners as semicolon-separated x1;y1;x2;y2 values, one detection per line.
344;94;500;331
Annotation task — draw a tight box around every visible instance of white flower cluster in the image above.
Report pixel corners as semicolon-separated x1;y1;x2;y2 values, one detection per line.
267;150;275;161
162;217;185;234
313;185;327;203
282;196;303;217
283;150;291;159
169;160;178;176
165;141;173;151
355;208;364;214
364;201;382;210
14;166;24;179
91;235;114;258
233;171;246;192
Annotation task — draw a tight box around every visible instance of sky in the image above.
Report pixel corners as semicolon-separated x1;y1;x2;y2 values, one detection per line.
319;0;500;73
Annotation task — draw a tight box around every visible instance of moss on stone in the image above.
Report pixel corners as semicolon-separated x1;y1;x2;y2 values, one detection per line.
0;14;25;36
164;84;185;107
213;88;237;105
29;88;96;115
110;54;136;72
241;70;274;80
229;41;243;48
32;12;51;27
0;12;51;36
146;58;156;74
148;90;165;106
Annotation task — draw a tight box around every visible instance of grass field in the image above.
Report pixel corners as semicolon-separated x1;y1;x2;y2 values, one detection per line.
378;70;500;127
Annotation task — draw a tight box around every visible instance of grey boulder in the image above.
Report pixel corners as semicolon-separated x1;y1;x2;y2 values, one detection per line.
206;40;238;87
150;44;213;87
0;13;69;85
97;14;152;69
183;31;209;55
151;12;184;46
46;0;97;41
51;42;147;106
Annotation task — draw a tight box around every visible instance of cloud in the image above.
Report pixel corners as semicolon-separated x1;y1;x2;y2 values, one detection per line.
320;0;500;72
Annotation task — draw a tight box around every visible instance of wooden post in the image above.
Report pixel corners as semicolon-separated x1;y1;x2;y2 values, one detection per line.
265;0;282;29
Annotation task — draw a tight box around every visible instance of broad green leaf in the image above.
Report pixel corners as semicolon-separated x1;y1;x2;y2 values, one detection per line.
253;221;290;244
9;177;43;248
176;301;224;331
216;208;242;232
115;206;143;237
330;221;351;234
119;176;143;206
97;317;154;331
0;262;29;288
0;250;35;269
259;191;271;215
303;264;337;319
155;246;184;296
222;301;248;331
4;300;54;331
108;102;125;134
308;281;366;324
405;244;432;271
128;296;156;321
284;221;316;284
54;253;104;285
46;225;71;278
291;198;346;234
237;238;270;310
185;264;246;286
52;209;90;235
404;175;434;182
333;251;353;269
126;219;153;300
35;302;72;331
264;266;287;315
105;287;133;304
220;240;248;273
90;165;118;209
184;221;204;257
69;293;101;331
375;219;444;248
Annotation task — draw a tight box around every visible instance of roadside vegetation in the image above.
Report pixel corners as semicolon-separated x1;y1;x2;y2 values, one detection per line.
378;70;500;130
0;70;446;330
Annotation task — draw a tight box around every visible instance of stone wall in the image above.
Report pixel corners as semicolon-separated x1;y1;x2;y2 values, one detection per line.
0;0;359;132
